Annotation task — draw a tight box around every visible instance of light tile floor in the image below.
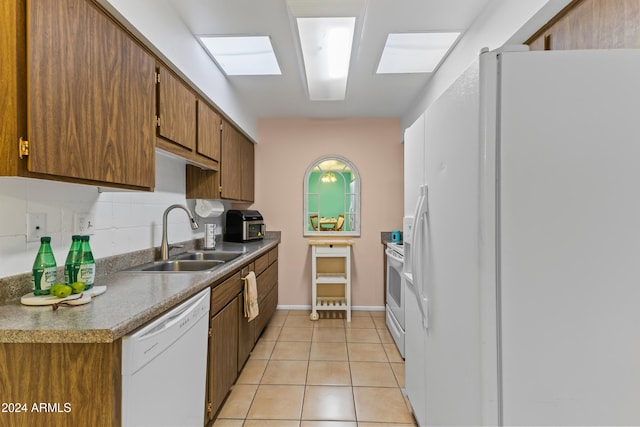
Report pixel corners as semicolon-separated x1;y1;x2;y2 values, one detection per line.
213;309;418;427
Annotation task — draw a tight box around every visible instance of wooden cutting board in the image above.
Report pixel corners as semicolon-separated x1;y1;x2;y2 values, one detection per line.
21;286;107;306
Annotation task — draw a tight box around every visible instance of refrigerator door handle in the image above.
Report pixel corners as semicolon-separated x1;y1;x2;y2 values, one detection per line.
420;295;429;330
410;185;427;274
415;211;429;331
411;185;430;331
410;189;424;283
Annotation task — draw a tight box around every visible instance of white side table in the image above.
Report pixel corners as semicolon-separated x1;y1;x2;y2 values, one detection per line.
308;239;354;322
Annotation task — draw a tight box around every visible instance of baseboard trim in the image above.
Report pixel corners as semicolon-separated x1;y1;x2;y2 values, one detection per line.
276;304;385;312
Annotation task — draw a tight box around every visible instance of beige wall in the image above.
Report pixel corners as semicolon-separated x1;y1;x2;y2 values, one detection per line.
255;118;403;309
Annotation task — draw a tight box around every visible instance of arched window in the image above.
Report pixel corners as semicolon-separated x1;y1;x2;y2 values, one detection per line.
304;155;360;236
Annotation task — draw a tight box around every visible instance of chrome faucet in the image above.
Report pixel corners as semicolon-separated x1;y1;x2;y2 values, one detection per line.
160;204;199;260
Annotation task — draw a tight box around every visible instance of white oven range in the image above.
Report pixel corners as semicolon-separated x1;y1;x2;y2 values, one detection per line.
385;241;405;357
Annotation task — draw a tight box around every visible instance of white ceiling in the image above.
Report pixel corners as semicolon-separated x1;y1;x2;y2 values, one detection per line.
166;0;493;119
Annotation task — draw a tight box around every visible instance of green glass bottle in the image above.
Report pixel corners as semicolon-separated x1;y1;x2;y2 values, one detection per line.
31;236;57;295
64;235;82;285
77;236;96;290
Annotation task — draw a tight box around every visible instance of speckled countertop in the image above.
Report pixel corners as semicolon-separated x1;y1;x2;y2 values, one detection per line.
0;234;280;344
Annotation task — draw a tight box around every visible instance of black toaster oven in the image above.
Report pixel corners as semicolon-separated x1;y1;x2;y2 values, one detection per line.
224;210;265;242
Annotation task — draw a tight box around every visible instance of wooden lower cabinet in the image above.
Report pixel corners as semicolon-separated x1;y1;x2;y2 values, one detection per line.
237;264;253;371
254;260;278;339
0;246;278;427
206;297;239;422
206;245;279;425
237;293;255;372
0;341;122;427
237;261;279;366
255;284;278;339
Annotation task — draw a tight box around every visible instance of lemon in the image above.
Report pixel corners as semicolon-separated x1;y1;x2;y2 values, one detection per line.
71;281;85;294
51;283;72;298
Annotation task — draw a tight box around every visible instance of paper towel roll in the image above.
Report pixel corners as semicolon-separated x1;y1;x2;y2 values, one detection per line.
195;199;224;218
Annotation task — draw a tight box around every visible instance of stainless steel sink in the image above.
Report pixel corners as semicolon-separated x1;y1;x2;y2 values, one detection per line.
123;250;244;273
125;259;225;273
172;250;244;262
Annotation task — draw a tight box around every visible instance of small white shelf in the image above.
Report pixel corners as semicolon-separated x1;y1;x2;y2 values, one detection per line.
316;274;347;284
315;297;348;309
309;239;353;321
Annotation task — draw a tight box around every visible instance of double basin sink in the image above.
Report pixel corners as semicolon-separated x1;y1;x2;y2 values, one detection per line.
125;250;245;273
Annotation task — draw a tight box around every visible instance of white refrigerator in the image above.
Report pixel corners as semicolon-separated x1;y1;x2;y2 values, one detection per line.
404;47;640;426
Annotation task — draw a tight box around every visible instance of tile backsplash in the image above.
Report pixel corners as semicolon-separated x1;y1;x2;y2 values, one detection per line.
0;152;228;279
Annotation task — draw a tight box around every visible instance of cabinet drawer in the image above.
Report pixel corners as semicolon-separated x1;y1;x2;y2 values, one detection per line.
257;261;277;302
268;247;278;265
241;264;252;278
314;245;349;256
211;271;242;315
254;253;269;276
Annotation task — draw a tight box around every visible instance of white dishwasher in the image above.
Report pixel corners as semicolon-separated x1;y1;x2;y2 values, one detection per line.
122;287;210;427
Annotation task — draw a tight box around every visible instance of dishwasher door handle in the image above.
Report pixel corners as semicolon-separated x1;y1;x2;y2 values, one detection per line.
139;290;208;340
122;288;210;375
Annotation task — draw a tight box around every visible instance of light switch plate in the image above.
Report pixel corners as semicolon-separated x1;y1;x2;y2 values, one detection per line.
26;212;47;242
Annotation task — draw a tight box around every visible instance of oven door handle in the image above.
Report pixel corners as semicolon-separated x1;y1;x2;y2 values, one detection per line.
385;247;404;264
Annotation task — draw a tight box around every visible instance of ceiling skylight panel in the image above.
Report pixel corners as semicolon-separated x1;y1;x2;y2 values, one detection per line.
198;35;281;76
376;32;460;74
296;17;356;101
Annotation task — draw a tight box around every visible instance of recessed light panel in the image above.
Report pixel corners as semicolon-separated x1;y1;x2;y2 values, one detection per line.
198;35;281;76
376;32;460;74
297;17;356;101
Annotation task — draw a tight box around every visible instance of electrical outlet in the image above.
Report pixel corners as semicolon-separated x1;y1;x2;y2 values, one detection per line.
26;212;47;242
74;212;95;235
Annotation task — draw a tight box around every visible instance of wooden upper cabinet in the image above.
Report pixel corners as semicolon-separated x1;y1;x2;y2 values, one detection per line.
184;122;253;202
0;0;24;178
527;0;640;51
20;0;156;189
240;135;255;203
183;103;224;201
155;67;223;170
156;66;197;152
197;100;221;162
185;164;219;199
219;119;254;202
220;120;243;200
